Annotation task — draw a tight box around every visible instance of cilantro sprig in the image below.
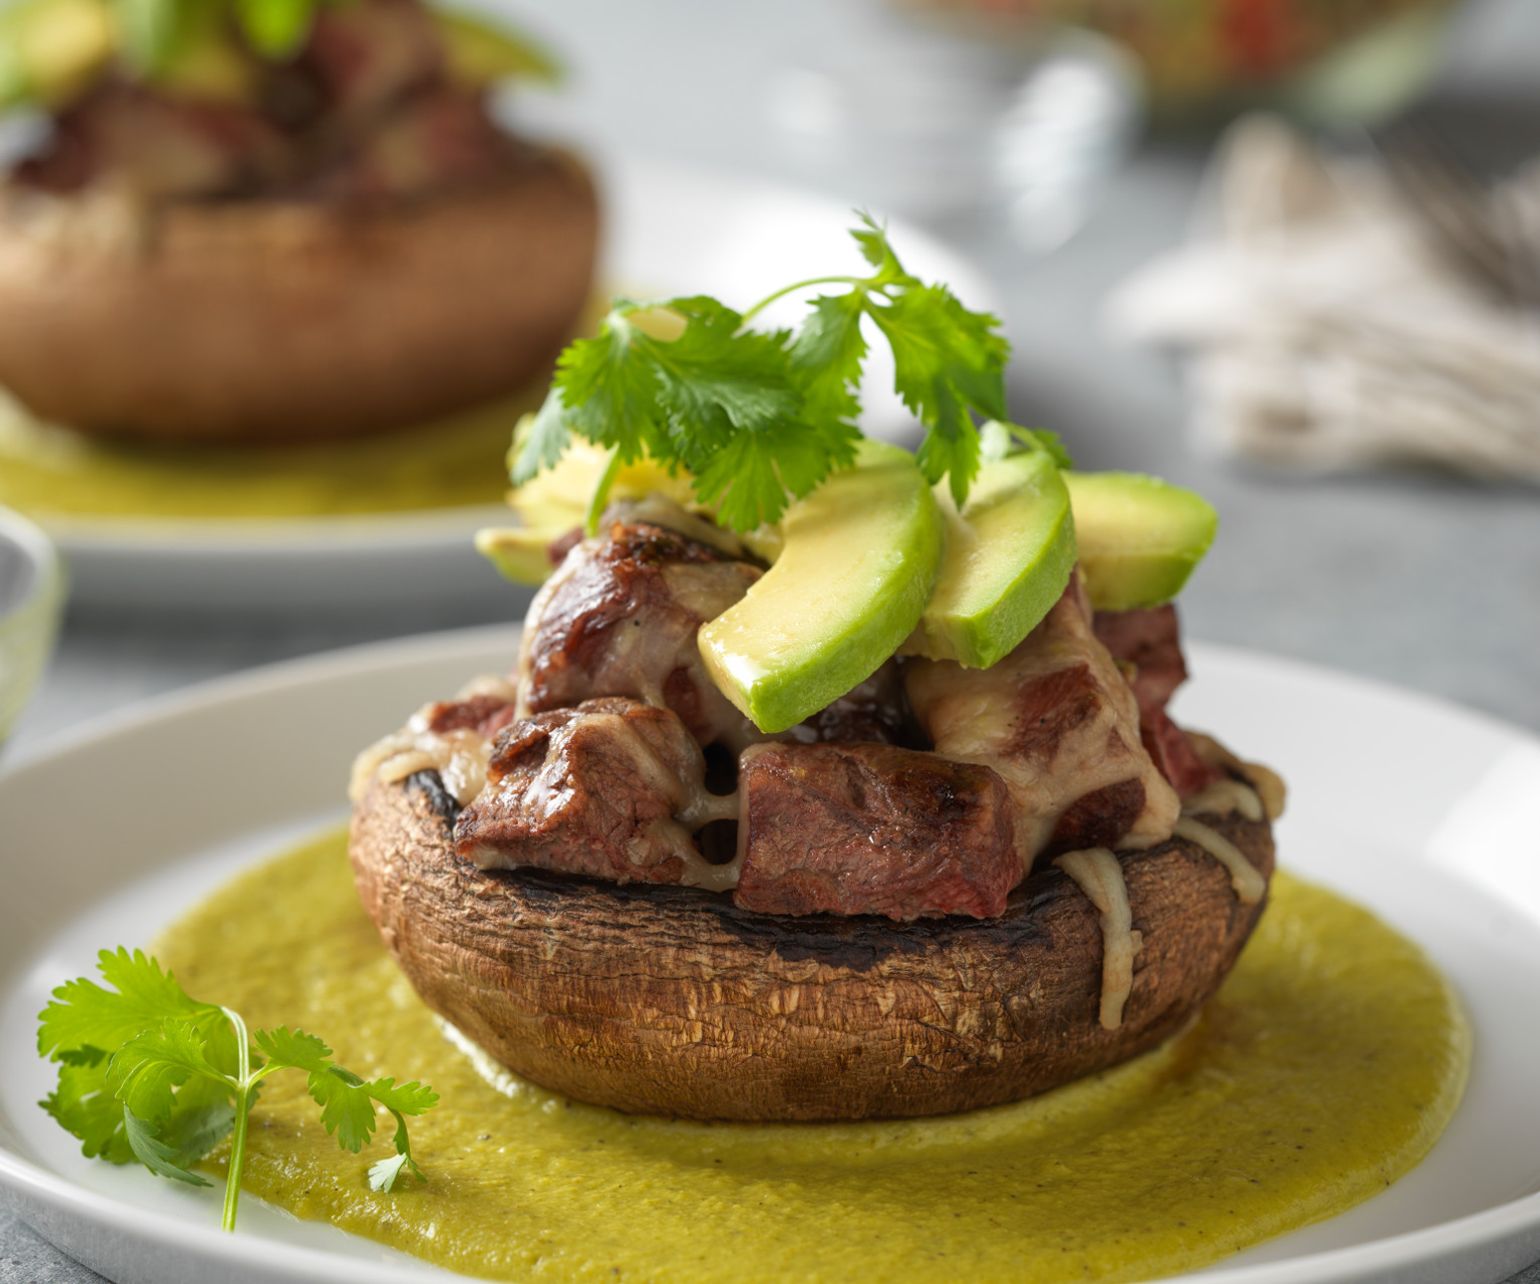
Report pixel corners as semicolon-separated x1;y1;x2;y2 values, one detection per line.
514;214;1012;533
38;948;438;1231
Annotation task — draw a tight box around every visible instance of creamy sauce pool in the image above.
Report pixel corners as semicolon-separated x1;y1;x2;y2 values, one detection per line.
157;829;1469;1283
0;393;528;519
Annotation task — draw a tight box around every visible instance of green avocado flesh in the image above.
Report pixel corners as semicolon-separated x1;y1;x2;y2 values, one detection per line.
0;0;110;108
0;0;549;110
437;10;561;86
474;527;555;585
698;439;942;733
151;829;1469;1283
1066;470;1218;611
909;451;1075;669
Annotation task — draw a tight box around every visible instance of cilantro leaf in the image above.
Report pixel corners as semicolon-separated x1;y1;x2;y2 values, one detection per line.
108;1019;229;1123
232;0;319;58
123;1105;213;1187
509;213;1013;531
253;1025;332;1072
157;1076;238;1168
305;1066;381;1153
551;309;667;465
39;949;212;1063
40;1059;135;1165
978;420;1075;470
850;210;905;281
692;426;833;533
367;1076;440;1117
650;298;801;448
37;950;438;1232
867;282;1009;505
789;292;867;425
367;1150;415;1193
255;1025;436;1185
510;389;573;486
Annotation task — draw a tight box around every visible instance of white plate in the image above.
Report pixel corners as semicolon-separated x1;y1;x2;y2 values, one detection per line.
2;632;1539;1284
41;155;996;615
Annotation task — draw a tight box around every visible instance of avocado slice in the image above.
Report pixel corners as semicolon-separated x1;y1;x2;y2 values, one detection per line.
478;431;702;585
0;0;112;109
475;527;557;585
153;15;256;104
908;449;1076;669
1066;471;1217;611
699;440;943;734
435;10;561;87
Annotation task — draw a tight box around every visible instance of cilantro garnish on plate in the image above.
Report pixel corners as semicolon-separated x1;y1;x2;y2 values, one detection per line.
37;947;438;1231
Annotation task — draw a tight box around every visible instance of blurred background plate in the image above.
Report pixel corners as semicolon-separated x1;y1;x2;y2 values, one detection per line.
41;152;997;615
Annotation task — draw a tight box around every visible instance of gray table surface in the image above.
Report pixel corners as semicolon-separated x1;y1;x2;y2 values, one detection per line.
5;0;1540;1279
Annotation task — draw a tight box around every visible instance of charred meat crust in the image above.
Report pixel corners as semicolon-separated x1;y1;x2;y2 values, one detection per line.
518;522;762;748
350;767;1275;1122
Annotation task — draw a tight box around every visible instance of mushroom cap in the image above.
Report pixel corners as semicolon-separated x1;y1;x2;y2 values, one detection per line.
0;148;598;444
349;766;1276;1122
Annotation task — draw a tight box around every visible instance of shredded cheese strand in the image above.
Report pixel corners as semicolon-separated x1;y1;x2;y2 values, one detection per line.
1182;778;1263;822
1173;817;1266;905
1054;848;1142;1030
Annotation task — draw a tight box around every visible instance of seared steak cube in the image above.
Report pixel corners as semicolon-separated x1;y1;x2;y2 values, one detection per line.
454;696;735;889
734;743;1019;920
516;521;763;750
1093;605;1221;798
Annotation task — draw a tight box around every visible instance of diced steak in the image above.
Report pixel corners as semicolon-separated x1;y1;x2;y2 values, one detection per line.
734;742;1019;920
303;0;443;121
1093;605;1221;798
16;87;288;199
14;0;516;203
421;692;518;738
301;86;520;201
1092;604;1187;709
516;521;763;749
905;574;1180;867
454;697;736;888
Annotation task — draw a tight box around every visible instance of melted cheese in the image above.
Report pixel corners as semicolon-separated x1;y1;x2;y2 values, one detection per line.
1188;732;1287;820
358;683;742;894
348;675;521;807
1173;816;1267;905
906;582;1180;870
1183;778;1264;822
576;710;741;893
1054;847;1142;1030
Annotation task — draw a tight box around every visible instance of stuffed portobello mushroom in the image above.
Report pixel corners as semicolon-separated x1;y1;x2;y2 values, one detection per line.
347;223;1286;1122
0;0;597;442
349;521;1282;1121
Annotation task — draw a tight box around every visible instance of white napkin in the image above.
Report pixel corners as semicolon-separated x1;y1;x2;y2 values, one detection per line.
1108;115;1540;483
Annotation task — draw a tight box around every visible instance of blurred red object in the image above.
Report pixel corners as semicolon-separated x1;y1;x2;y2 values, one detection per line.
901;0;1462;116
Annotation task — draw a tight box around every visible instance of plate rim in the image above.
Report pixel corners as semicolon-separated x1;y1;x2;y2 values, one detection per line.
2;628;1539;1284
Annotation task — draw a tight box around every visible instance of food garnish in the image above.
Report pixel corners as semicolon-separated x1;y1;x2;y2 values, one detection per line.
514;214;1022;533
1063;470;1219;611
485;221;1224;730
697;438;944;731
37;947;438;1231
0;0;558;99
